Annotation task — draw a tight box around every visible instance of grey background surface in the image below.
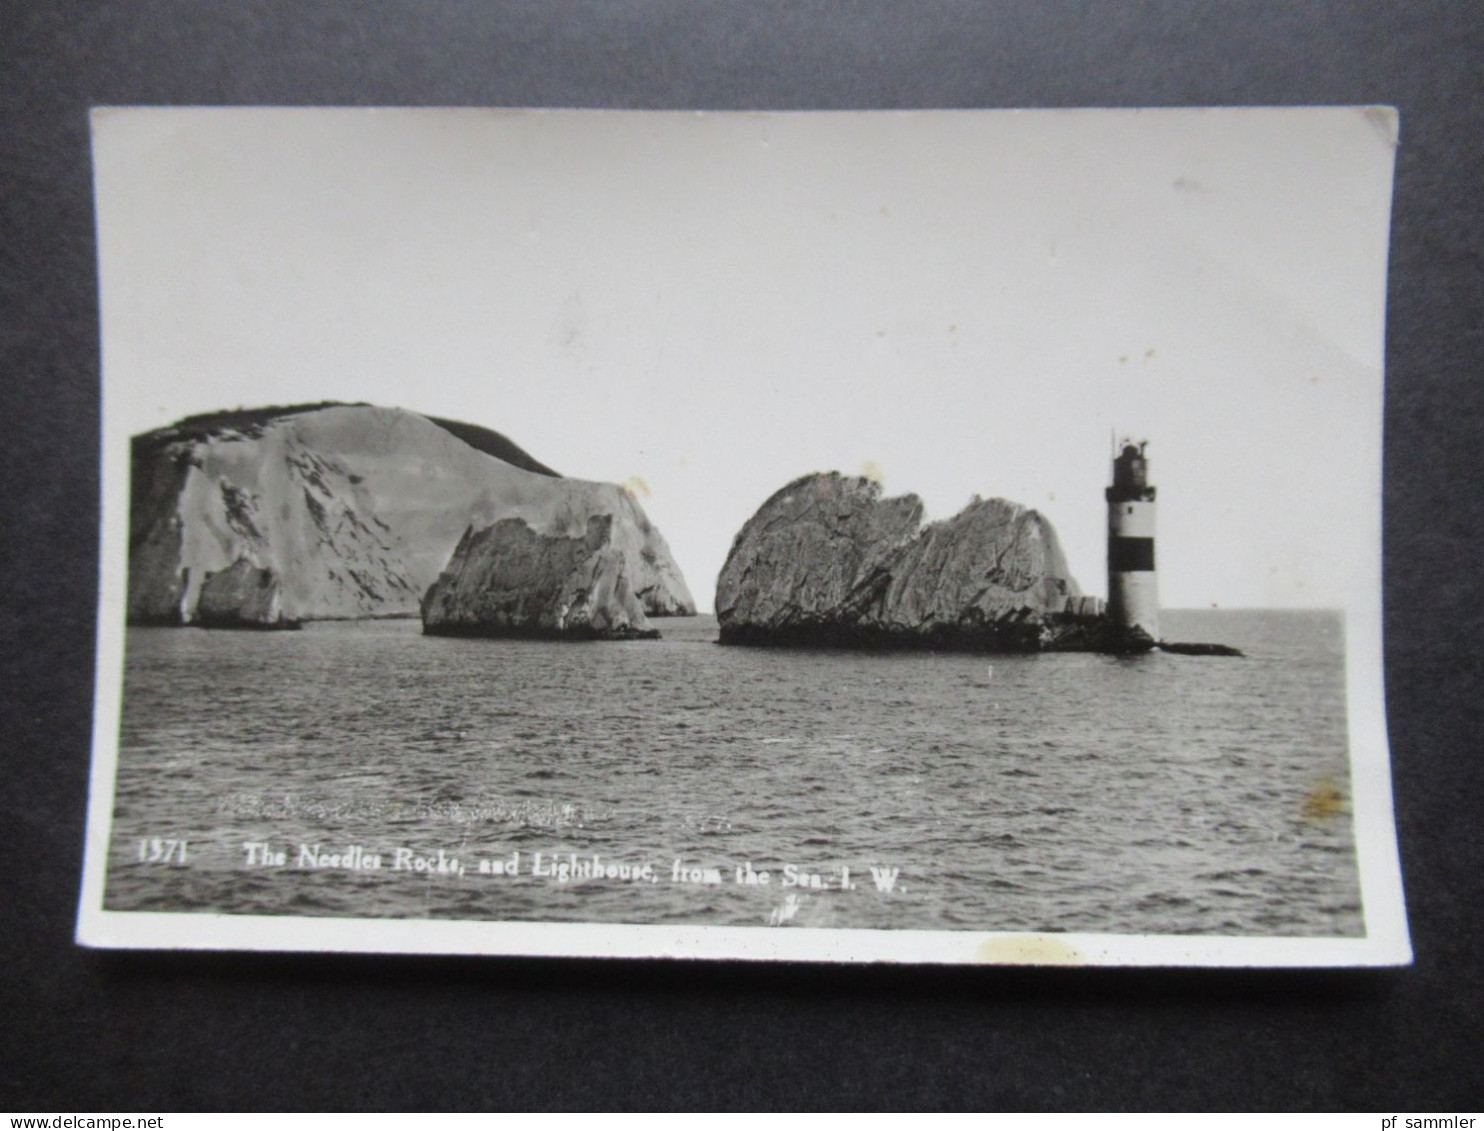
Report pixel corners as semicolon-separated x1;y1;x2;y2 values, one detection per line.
3;1;1481;1110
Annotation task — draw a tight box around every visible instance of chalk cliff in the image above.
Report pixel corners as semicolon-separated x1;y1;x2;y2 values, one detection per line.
715;472;1105;651
128;403;695;628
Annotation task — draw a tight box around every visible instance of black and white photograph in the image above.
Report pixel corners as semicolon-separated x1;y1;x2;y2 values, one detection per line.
78;106;1408;965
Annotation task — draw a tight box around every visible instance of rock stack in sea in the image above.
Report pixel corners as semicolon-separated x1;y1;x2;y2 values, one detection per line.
193;559;300;630
715;472;1107;652
421;514;658;640
128;402;695;632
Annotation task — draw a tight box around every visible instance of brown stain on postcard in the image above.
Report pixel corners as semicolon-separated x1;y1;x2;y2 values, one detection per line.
975;935;1083;965
1303;777;1348;821
1362;105;1400;148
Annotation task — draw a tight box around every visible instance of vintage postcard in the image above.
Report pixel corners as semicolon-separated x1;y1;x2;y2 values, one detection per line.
78;107;1409;965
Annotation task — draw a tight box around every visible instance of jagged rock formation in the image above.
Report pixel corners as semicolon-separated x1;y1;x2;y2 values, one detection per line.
194;559;300;630
422;515;658;640
715;472;1106;652
129;403;695;628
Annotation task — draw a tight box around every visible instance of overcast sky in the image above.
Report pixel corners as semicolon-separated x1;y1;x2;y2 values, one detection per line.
93;106;1396;611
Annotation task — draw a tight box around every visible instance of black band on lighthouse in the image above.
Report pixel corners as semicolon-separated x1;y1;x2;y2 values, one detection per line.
1109;536;1155;572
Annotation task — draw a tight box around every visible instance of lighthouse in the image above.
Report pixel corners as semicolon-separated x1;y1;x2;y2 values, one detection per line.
1106;439;1159;650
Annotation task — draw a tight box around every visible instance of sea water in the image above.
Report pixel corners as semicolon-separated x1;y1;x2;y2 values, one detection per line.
104;610;1363;936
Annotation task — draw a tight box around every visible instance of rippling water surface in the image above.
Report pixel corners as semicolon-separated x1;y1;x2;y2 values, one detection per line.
105;610;1362;935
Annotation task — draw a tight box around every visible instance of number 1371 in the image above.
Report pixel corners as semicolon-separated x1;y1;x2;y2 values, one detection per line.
137;838;188;865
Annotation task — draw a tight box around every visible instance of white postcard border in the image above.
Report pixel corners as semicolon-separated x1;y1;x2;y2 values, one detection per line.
76;106;1412;967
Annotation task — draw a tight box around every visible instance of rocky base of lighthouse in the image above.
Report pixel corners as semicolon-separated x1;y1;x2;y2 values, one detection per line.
1105;624;1158;654
1158;640;1244;657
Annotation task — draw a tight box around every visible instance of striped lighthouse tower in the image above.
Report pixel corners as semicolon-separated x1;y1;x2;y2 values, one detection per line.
1106;439;1159;651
